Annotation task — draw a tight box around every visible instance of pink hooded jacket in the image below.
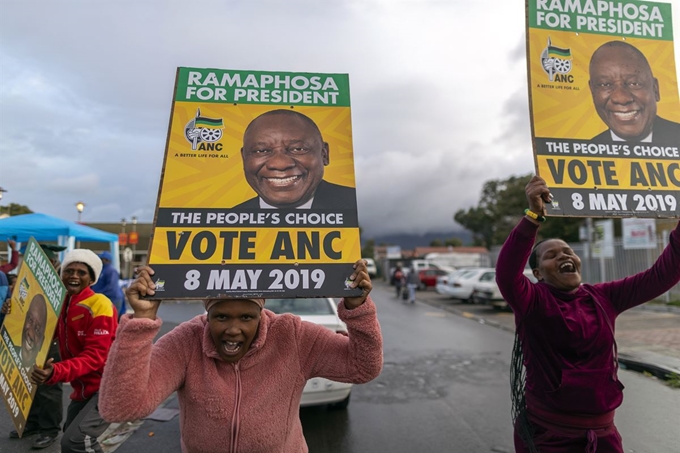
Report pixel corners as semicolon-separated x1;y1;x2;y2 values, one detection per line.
99;297;382;453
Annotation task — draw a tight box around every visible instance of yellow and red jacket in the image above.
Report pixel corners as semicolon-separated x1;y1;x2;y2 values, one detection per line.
47;287;117;401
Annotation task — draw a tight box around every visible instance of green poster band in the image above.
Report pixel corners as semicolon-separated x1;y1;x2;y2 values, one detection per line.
175;67;351;106
528;0;674;41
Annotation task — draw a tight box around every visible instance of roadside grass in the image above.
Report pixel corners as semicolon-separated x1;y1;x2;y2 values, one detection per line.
666;373;680;389
643;371;680;389
648;299;680;307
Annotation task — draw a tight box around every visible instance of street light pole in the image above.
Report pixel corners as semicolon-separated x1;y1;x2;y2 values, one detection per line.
76;201;85;223
121;218;127;279
0;187;7;216
131;216;137;274
74;201;86;248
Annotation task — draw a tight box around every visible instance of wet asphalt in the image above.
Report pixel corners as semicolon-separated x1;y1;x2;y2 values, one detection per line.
1;283;679;452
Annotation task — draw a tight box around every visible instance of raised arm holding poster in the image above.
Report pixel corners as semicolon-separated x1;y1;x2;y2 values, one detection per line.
148;68;363;299
526;0;680;218
0;238;65;437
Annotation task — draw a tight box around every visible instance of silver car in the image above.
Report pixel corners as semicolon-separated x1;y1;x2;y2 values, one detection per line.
434;268;496;302
471;269;538;309
266;297;352;409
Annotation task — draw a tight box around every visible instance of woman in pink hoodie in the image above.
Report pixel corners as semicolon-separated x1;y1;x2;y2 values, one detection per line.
99;259;382;453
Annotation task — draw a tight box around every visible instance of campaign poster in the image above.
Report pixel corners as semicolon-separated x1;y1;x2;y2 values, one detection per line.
148;68;363;299
526;0;680;218
622;217;657;248
0;238;66;436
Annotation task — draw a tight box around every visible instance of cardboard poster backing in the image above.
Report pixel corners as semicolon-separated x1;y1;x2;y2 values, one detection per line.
0;238;66;436
525;0;679;219
147;68;363;299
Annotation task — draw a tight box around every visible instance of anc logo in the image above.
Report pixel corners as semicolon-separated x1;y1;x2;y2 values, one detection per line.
184;108;224;151
153;279;166;292
18;278;30;307
541;37;573;83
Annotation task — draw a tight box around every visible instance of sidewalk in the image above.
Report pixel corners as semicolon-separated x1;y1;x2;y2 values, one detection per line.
390;282;680;381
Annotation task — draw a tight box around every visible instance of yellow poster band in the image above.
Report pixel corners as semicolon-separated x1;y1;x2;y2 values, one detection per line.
537;155;680;190
151;227;361;264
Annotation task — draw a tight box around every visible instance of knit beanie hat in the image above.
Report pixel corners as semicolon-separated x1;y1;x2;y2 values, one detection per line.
204;298;265;313
61;249;103;285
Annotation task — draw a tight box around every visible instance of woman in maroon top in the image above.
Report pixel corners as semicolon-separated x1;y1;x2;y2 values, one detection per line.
496;175;680;453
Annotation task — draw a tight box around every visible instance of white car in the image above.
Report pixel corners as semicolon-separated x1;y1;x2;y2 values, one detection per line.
472;269;538;309
435;269;468;287
265;297;352;409
363;258;378;278
434;268;496;302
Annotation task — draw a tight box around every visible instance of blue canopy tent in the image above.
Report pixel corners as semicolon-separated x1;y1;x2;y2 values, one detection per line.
0;213;120;272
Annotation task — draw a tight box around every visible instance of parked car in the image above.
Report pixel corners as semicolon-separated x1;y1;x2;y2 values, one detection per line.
435;269;467;287
409;260;455;275
434;267;496;302
410;259;435;274
363;258;378;278
418;268;451;290
471;269;538;309
265;297;352;409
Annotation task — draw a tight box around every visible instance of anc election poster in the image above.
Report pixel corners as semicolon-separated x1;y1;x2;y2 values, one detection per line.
148;68;363;299
0;238;66;436
526;0;680;218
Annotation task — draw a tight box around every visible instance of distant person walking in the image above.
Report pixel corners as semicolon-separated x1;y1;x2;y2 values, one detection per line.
496;175;680;453
391;264;405;298
405;266;419;304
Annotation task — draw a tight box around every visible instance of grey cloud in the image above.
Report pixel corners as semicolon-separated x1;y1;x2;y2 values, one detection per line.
1;0;563;239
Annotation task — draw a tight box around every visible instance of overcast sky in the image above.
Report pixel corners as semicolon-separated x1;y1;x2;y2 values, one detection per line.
1;0;679;238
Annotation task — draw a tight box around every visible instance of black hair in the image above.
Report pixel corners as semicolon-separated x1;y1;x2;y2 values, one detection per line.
528;239;549;270
85;265;96;282
511;332;537;453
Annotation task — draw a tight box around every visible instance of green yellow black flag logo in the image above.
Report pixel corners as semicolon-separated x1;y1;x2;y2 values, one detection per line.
541;37;572;82
184;108;225;150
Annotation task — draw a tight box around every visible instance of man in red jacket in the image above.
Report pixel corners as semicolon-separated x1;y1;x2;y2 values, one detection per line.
31;249;117;453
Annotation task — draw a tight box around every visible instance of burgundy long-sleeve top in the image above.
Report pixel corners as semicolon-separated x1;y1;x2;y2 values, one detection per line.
497;218;680;415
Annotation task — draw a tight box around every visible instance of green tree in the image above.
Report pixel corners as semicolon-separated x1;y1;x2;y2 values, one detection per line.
429;239;443;247
444;237;463;247
0;203;33;216
454;173;582;247
361;238;375;259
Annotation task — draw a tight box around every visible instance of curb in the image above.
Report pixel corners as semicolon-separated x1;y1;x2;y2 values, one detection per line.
617;353;680;381
415;294;680;382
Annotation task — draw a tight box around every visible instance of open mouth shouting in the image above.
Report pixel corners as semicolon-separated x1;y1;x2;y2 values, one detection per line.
66;279;85;293
559;262;577;274
221;340;244;357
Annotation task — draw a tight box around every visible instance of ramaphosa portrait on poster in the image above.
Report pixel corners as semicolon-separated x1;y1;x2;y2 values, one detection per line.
236;109;356;210
588;41;680;144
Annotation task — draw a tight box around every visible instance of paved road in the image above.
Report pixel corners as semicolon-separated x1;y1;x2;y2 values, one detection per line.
1;285;678;452
413;283;680;376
